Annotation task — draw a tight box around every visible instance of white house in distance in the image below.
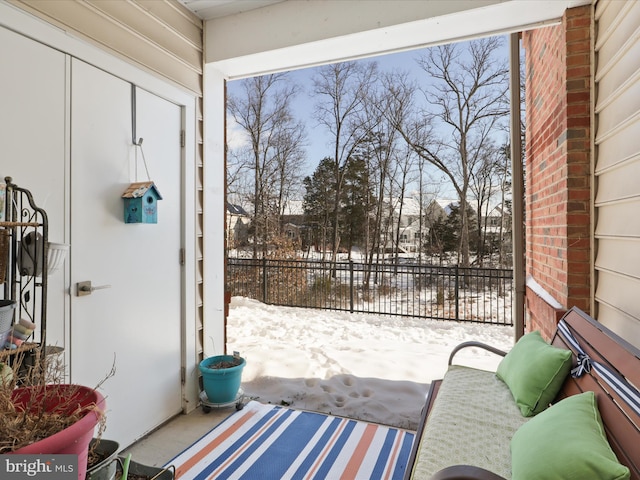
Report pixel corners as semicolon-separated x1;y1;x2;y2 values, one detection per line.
280;199;305;246
226;202;249;249
4;0;634;451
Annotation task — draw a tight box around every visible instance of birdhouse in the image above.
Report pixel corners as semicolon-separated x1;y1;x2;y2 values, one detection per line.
122;181;162;224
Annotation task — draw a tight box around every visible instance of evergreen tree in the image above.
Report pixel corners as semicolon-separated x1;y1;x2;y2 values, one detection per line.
312;61;379;264
428;203;478;263
341;157;374;255
446;204;479;263
303;157;338;256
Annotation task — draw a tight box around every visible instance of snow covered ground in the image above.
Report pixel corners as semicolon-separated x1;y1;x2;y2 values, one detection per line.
226;296;515;431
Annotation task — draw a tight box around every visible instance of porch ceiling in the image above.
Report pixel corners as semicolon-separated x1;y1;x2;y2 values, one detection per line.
177;0;285;19
197;0;592;79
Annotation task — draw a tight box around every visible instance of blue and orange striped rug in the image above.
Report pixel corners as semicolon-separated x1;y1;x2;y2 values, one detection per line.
166;400;415;479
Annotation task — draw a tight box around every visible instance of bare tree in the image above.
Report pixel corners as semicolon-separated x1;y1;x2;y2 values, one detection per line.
395;37;509;266
272;124;306;226
351;70;418;286
469;139;504;266
226;143;253;206
312;60;379;265
227;73;306;258
392;145;417;265
369;83;419;266
354;131;395;287
313;61;420;286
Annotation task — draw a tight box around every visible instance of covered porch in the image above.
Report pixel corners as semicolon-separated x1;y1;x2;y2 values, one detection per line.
2;0;639;467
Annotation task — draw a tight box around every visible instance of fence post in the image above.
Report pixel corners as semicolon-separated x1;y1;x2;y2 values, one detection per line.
454;265;460;321
262;257;267;303
349;260;354;313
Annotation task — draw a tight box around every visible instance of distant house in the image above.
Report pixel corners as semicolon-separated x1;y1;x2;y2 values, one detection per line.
379;196;453;254
281;200;304;225
226;203;249;248
433;200;511;239
226;200;310;248
484;205;511;234
377;196;514;256
281;200;306;246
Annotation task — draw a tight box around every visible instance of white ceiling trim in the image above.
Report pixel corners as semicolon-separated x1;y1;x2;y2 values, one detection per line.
204;0;592;79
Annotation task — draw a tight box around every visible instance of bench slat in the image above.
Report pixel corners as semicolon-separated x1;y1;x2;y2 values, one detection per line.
536;373;639;480
553;308;640;480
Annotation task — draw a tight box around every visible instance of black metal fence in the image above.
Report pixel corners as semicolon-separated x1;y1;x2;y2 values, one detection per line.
227;258;514;325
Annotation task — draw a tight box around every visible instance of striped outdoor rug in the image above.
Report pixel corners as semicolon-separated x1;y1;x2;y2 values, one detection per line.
167;400;415;480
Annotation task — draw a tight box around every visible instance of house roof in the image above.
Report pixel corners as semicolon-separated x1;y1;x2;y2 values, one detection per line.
122;181;162;200
227;202;248;216
282;199;304;216
488;205;503;217
384;196;458;217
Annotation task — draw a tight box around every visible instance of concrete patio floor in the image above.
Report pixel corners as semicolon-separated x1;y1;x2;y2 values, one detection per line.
119;403;236;468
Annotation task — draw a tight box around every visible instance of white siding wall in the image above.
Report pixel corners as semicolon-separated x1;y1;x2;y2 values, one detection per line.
594;0;640;345
8;0;202;93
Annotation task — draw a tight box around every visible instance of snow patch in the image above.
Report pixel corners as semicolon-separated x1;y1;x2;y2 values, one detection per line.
227;297;515;430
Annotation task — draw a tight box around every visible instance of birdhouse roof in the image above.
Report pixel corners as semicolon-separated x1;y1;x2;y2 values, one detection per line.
122;181;162;200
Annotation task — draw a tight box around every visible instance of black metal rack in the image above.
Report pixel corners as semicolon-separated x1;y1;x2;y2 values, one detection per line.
0;176;48;361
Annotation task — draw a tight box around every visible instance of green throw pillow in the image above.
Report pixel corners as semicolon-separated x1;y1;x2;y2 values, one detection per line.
496;330;572;416
511;392;630;480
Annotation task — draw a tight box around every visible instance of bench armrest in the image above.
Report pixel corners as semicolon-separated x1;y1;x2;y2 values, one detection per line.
448;341;507;366
430;465;508;480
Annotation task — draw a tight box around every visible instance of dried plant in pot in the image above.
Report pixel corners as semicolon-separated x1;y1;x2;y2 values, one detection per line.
86;438;120;480
0;346;112;480
116;455;175;480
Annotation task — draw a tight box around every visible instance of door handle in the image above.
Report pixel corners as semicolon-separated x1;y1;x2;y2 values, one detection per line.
76;281;112;296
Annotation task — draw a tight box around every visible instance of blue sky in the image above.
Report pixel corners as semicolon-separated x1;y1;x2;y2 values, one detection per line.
227;47;436;179
285;48;429;170
226;37;511;197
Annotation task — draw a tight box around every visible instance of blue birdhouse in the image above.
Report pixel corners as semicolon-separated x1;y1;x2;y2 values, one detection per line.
122;181;162;224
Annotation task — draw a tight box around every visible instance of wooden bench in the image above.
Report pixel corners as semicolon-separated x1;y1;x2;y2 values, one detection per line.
404;306;640;480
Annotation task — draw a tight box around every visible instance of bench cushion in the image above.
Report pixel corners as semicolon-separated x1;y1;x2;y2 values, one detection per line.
411;365;529;479
496;331;572;416
511;391;630;480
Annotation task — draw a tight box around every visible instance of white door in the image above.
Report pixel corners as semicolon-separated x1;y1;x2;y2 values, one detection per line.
70;59;183;447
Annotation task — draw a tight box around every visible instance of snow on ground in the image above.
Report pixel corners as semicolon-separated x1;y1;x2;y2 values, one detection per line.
226;296;515;431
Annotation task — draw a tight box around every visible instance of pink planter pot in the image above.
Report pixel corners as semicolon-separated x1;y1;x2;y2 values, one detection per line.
10;384;106;480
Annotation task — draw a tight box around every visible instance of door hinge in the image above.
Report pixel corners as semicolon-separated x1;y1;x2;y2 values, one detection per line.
179;248;185;265
181;366;186;384
180;130;185;148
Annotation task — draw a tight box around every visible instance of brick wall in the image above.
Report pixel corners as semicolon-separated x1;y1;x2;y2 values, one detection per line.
523;5;591;339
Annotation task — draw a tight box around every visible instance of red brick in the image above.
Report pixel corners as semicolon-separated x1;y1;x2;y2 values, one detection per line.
567;65;591;79
567;103;589;117
567;90;590;103
567;15;590;28
525;5;592;334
